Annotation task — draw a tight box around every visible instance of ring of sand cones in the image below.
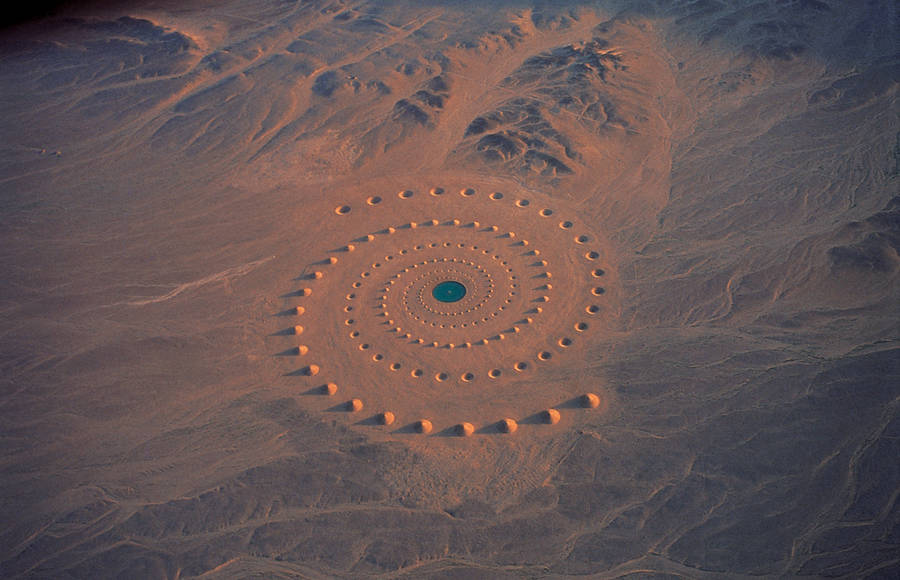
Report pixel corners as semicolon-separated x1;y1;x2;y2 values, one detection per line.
277;183;613;437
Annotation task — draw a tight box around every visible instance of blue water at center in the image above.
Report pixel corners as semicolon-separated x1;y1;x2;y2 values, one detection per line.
432;280;467;303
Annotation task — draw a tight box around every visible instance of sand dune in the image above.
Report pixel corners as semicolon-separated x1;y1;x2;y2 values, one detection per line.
1;1;897;578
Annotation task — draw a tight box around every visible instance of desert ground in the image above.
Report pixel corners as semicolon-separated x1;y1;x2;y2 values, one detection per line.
1;1;898;578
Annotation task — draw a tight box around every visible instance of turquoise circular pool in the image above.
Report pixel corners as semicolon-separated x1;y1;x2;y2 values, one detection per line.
432;280;467;303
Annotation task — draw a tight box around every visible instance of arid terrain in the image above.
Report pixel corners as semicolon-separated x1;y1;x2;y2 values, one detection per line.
1;1;898;578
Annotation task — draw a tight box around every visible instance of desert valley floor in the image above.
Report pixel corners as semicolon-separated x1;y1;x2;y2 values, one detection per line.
1;1;898;578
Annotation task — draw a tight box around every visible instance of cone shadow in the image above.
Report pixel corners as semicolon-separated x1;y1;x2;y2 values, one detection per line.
271;327;298;336
354;414;384;426
519;412;547;425
557;396;587;410
325;401;358;413
274;347;301;357
434;426;463;437
281;289;312;298
474;422;504;435
392;423;425;435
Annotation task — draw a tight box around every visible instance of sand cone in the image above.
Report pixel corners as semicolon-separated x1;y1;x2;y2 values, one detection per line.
581;393;601;408
542;409;561;424
498;418;518;433
347;398;363;412
415;419;433;434
456;422;474;437
378;411;395;425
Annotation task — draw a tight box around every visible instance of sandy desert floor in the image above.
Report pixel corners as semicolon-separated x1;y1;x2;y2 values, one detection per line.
1;1;898;578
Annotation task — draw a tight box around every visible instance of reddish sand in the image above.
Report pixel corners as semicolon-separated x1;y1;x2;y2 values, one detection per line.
0;1;897;578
